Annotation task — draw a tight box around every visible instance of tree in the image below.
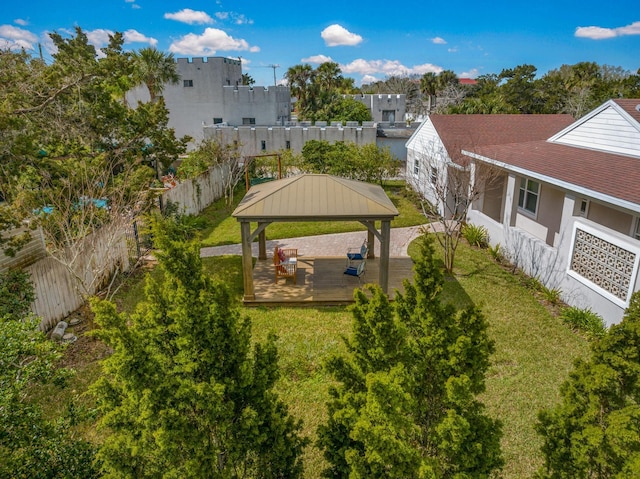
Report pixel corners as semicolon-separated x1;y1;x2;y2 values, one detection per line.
420;72;438;113
90;215;307;478
536;291;640;478
0;29;188;298
131;46;180;103
300;140;400;185
408;135;500;273
0;270;98;478
318;235;503;478
241;73;255;86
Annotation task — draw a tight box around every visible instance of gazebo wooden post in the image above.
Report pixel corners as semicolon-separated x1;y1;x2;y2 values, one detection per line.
258;223;267;260
379;220;391;294
240;221;255;300
367;227;375;259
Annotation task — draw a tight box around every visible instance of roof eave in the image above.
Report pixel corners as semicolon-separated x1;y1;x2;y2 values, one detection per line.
462;149;640;215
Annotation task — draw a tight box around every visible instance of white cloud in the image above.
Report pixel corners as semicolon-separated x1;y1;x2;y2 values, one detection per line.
123;29;158;46
432;36;447;44
215;11;253;25
14;19;29;26
301;54;333;64
459;68;480;79
448;47;458;53
0;24;38;50
321;24;363;47
164;9;214;25
575;21;640;39
340;58;442;76
361;74;379;85
169;28;259;55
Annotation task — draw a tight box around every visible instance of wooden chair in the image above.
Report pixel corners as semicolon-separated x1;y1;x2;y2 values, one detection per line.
273;247;298;284
346;239;368;267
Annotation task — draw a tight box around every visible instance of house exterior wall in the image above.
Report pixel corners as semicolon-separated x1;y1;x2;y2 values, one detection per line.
468;175;640;326
344;94;406;124
551;104;640;157
203;124;377;157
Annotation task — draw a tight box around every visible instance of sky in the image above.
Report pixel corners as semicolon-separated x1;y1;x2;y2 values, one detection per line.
1;0;639;87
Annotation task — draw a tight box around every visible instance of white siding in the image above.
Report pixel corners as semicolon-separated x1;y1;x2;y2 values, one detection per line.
552;105;640;157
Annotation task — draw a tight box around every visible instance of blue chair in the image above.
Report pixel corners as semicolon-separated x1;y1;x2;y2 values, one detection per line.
346;240;368;266
344;259;366;283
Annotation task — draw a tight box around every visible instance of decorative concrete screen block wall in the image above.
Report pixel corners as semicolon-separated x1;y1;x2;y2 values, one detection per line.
568;222;640;307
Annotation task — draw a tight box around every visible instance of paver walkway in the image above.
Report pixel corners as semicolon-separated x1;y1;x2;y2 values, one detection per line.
200;223;442;259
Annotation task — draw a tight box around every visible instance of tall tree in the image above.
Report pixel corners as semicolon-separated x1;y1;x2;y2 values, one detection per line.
498;64;541;113
0;29;188;298
318;235;503;478
536;291;640;478
131;46;180;103
90;215;307;478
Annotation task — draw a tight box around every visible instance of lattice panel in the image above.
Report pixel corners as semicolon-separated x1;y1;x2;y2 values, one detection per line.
570;228;635;301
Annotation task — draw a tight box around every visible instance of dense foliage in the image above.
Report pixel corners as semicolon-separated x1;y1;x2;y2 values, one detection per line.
0;270;97;478
90;215;307;478
317;235;503;478
536;291;640;478
0;28;188;268
299;140;401;185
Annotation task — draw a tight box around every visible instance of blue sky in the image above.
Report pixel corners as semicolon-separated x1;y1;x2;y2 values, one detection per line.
2;0;639;87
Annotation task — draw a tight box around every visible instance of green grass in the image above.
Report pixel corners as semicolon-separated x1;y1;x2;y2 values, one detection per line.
198;180;427;247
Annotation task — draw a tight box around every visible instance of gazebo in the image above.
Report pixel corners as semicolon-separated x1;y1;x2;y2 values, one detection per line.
232;174;399;301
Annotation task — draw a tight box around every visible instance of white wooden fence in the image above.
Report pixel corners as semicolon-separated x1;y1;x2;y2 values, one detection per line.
1;163;230;330
162;163;230;215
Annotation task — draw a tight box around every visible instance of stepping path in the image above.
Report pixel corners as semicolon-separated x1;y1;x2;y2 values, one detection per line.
200;223;441;259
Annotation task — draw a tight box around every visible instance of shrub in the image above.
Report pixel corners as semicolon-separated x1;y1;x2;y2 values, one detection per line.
560;306;606;339
541;286;562;306
488;243;503;263
462;223;489;248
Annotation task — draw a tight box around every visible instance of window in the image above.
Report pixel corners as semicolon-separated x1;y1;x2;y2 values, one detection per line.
518;178;539;215
183;79;193;87
382;110;396;123
579;199;589;217
213;118;223;124
285;141;291;150
634;218;640;241
430;167;438;185
413;159;419;176
242;117;256;125
261;140;266;151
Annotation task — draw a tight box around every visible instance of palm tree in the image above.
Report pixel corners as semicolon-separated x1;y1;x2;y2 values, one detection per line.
420;72;438;113
132;47;179;103
285;64;314;116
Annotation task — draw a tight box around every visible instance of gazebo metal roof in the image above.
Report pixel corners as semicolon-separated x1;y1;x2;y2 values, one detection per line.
232;174;399;220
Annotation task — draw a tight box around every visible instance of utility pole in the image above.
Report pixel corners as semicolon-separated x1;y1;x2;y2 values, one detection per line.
268;64;280;86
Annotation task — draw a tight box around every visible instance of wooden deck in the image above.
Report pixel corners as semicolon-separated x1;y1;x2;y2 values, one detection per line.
244;256;415;305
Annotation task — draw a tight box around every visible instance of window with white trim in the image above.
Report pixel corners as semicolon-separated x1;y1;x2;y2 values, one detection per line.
634;218;640;241
183;79;193;87
413;159;419;176
518;178;539;216
430;167;438;185
579;199;589;217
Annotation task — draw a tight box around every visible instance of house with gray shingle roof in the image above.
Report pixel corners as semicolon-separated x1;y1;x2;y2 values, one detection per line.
407;99;640;325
